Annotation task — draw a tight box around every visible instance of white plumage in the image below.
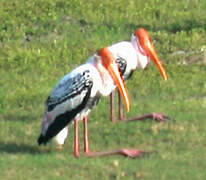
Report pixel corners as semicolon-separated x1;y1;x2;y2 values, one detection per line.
37;28;167;152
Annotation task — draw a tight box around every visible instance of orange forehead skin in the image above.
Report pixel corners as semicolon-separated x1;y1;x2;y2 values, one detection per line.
135;28;149;39
135;28;152;48
98;47;115;68
135;28;168;81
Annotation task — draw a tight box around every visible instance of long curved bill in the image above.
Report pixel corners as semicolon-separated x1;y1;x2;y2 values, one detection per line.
135;28;168;81
98;47;131;112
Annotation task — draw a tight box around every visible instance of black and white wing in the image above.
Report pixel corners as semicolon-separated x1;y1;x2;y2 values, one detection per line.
46;70;93;112
38;69;93;145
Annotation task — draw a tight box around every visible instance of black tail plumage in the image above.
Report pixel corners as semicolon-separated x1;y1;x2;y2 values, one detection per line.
37;86;92;146
37;134;47;145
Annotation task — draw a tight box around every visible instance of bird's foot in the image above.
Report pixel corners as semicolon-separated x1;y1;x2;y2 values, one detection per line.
85;149;148;158
151;113;170;122
119;149;148;158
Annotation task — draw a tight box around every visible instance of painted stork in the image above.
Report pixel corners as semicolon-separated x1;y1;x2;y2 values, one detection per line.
37;28;168;158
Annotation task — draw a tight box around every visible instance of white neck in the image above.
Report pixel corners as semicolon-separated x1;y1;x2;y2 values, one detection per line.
131;35;150;69
89;55;116;96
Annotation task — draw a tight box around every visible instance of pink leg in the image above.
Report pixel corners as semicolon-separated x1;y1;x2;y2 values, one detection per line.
84;90;168;158
116;90;170;122
74;119;80;158
83;117;90;154
110;91;117;123
86;149;146;158
118;90;124;121
83;115;146;158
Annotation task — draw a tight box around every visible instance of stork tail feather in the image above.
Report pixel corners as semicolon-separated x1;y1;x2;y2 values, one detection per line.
37;134;47;145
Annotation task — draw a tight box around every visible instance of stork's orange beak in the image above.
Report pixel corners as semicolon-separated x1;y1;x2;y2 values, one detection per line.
135;28;168;81
98;47;131;112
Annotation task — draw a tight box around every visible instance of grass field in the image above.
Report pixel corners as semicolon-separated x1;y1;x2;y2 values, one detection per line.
0;0;206;179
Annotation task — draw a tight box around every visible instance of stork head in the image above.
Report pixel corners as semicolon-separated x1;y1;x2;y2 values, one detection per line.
132;28;168;81
98;47;131;112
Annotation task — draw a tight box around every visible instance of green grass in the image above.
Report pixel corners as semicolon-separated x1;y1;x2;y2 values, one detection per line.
0;0;206;179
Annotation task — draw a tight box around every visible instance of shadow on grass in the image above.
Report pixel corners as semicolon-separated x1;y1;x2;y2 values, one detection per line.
0;141;43;154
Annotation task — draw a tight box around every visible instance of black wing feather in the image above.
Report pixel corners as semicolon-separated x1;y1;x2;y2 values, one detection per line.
38;84;92;145
38;70;93;145
47;70;92;112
